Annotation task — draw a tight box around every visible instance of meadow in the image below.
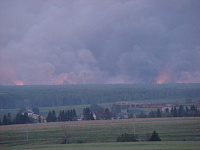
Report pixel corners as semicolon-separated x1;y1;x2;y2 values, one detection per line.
1;141;200;150
0;117;200;148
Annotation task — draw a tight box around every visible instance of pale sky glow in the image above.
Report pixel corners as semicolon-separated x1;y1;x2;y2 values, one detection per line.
0;0;200;85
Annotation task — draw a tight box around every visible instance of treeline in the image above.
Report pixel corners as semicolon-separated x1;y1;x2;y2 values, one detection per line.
46;107;113;122
0;112;35;125
0;84;200;109
46;109;77;122
137;105;200;118
0;107;42;125
46;108;95;122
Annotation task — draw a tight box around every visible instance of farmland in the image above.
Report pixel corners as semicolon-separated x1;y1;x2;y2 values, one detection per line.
0;117;200;148
1;141;200;150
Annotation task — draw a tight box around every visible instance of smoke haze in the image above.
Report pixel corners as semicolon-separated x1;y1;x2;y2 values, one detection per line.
0;0;200;85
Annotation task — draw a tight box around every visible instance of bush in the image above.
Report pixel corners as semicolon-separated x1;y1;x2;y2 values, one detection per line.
116;133;138;142
150;131;161;141
77;139;85;143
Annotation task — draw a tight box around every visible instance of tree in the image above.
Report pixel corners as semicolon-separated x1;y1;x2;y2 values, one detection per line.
178;105;184;117
58;111;62;121
116;133;138;142
104;108;111;120
189;105;198;117
51;110;57;122
165;108;169;114
2;114;8;125
83;107;92;120
156;108;162;118
61;125;71;144
138;111;147;118
72;109;77;121
148;110;156;118
7;113;12;125
13;112;30;124
46;111;52;122
173;107;178;117
14;113;21;124
23;112;29;123
190;105;196;111
38;116;41;123
150;131;161;141
90;113;95;120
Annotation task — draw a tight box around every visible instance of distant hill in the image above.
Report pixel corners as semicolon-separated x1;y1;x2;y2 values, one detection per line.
0;84;200;109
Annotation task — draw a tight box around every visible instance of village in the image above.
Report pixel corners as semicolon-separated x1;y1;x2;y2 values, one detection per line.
4;99;198;125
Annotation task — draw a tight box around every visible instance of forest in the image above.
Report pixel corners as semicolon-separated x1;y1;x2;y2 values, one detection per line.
0;84;200;109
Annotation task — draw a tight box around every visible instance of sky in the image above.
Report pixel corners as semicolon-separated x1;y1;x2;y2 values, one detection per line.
0;0;200;85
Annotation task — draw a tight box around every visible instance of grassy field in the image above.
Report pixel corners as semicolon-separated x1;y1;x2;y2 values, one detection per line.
1;141;200;150
0;117;200;148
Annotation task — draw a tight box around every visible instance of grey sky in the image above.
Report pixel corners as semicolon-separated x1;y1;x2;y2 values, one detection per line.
0;0;200;85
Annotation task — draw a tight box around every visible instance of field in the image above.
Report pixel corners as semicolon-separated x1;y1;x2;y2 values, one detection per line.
0;117;200;148
1;141;200;150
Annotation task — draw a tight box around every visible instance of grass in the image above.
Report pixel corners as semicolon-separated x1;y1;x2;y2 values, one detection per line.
0;117;200;147
1;141;200;150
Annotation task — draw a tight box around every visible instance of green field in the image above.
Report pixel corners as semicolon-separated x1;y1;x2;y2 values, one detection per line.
0;117;200;148
1;141;200;150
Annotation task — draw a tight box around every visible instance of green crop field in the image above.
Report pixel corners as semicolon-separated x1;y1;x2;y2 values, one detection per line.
0;117;200;148
1;141;200;150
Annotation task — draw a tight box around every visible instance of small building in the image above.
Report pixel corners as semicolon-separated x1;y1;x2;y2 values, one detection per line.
22;110;46;123
162;107;172;112
93;113;114;120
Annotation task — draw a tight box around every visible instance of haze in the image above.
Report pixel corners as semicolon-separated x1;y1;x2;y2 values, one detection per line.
0;0;200;85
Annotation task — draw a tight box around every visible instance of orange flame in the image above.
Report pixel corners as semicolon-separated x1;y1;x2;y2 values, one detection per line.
156;70;170;84
156;74;169;84
13;80;24;86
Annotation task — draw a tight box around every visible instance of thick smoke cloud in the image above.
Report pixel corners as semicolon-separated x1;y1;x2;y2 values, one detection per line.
0;0;200;85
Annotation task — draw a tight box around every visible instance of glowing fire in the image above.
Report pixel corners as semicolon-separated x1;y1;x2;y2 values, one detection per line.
13;80;24;86
156;74;169;84
156;70;170;84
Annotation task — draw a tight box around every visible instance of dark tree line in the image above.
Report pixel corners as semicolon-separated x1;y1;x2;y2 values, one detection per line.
84;106;112;120
46;109;77;122
137;105;200;118
1;112;33;125
58;109;77;121
46;110;57;122
1;84;200;109
82;107;95;120
1;113;12;125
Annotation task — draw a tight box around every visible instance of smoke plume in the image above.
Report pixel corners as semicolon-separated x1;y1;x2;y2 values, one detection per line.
0;0;200;85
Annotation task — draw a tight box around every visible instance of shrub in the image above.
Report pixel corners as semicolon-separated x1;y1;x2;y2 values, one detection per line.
77;139;85;143
150;131;161;141
116;133;138;142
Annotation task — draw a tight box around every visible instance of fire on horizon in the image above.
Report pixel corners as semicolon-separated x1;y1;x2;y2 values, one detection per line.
0;0;200;85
